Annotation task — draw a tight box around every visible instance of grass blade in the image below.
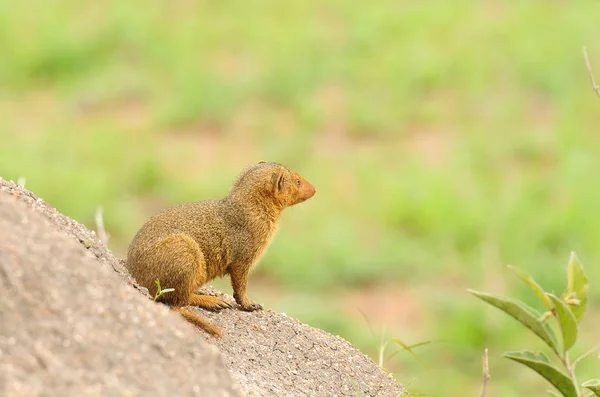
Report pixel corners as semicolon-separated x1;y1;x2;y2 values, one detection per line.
386;341;434;363
390;338;429;365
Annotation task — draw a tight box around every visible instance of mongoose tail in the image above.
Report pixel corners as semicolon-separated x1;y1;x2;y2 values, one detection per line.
175;308;222;338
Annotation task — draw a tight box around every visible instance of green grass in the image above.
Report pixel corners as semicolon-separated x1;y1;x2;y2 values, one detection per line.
1;1;599;396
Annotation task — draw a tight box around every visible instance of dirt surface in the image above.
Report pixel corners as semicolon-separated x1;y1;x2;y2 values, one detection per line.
199;301;405;397
0;178;405;397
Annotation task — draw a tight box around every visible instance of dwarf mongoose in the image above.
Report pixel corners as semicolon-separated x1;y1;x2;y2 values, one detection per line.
126;161;316;336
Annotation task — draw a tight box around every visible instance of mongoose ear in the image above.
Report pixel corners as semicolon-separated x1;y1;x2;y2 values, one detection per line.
271;167;285;193
258;160;267;164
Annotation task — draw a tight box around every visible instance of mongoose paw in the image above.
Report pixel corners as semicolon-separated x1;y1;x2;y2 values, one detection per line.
239;302;263;312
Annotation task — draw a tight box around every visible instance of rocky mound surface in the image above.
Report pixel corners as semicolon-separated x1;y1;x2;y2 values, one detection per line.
0;178;405;397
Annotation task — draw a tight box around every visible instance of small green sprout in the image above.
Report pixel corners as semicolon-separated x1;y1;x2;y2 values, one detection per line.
154;279;175;301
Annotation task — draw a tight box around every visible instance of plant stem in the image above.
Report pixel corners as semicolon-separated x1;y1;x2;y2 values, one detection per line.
480;348;490;397
378;340;387;368
562;351;581;397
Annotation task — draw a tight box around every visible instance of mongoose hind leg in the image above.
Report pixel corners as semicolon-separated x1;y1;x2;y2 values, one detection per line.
188;294;232;311
155;236;232;311
153;235;224;336
151;234;207;306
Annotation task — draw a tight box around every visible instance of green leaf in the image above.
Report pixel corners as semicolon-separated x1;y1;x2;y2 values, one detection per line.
468;289;559;353
547;391;562;397
562;252;589;321
547;294;578;352
508;265;553;311
504;351;577;397
583;379;600;397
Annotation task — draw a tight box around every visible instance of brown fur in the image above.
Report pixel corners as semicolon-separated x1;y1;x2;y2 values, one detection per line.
126;162;316;337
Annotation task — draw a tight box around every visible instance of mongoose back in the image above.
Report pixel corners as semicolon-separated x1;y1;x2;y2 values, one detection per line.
126;161;316;337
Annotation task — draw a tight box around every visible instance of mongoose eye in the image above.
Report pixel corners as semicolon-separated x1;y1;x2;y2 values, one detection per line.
296;179;301;187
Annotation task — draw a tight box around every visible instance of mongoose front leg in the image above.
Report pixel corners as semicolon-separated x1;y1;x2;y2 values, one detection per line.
229;265;262;311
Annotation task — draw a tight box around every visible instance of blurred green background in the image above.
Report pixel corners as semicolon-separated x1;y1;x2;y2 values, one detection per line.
1;1;599;395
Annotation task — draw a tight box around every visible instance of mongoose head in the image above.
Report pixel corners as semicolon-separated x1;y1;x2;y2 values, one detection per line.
230;161;316;210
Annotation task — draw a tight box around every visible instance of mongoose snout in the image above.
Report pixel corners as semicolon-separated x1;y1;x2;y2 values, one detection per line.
126;161;315;337
292;175;316;204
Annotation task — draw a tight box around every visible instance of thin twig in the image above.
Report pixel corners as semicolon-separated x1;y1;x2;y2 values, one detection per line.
480;348;490;397
572;344;600;369
582;46;600;97
95;205;109;245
